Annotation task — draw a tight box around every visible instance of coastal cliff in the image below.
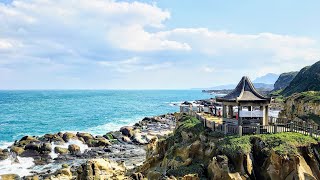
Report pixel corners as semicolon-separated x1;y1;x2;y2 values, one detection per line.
273;71;298;91
280;91;320;125
138;114;320;179
281;61;320;96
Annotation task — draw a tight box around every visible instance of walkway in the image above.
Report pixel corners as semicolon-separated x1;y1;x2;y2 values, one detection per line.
185;111;320;138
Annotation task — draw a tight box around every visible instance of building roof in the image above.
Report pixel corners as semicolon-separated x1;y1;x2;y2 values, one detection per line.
216;76;271;103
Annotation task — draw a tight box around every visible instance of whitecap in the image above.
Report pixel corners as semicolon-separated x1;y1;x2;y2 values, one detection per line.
0;155;34;177
50;139;90;159
86;117;143;135
0;141;13;149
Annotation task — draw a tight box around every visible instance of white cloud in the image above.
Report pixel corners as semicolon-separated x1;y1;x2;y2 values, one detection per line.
203;66;215;73
157;28;320;62
0;0;181;58
0;39;13;49
0;0;320;89
106;25;191;51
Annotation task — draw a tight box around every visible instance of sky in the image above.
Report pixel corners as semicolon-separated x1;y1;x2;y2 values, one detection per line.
0;0;320;89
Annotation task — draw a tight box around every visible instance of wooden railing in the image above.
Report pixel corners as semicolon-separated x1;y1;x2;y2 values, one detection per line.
184;111;320;138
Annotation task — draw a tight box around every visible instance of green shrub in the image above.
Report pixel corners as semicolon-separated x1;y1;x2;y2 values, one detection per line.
166;163;204;177
217;132;317;156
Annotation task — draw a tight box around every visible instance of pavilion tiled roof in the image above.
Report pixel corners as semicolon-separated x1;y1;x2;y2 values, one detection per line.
216;76;271;102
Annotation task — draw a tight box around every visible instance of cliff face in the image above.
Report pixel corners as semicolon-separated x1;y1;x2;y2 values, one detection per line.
273;71;298;91
281;61;320;96
280;92;320;124
139;114;320;179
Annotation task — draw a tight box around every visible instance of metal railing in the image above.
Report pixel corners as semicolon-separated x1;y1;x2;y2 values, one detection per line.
184;111;320;138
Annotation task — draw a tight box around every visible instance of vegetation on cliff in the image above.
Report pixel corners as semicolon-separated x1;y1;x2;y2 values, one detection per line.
281;61;320;96
293;91;320;103
218;132;317;156
141;114;320;179
280;91;320;125
273;71;298;91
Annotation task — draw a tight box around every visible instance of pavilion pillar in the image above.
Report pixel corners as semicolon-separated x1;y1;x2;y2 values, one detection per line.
262;105;269;125
223;105;227;118
214;106;217;116
238;105;242;125
228;105;233;118
248;106;252;111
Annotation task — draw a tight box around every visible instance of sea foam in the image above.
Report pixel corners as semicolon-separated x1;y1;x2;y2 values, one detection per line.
0;155;34;177
50;139;90;159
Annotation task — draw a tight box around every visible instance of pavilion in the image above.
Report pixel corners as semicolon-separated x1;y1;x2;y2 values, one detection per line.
216;76;271;125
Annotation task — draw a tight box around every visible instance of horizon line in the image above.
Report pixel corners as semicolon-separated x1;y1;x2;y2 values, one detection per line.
0;88;203;91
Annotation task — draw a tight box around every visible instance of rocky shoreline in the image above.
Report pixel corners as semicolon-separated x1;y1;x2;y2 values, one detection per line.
0;113;177;179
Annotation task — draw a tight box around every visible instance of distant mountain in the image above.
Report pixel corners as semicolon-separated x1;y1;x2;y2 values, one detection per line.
205;84;235;90
253;83;274;90
253;73;279;84
273;71;299;91
281;61;320;96
201;74;278;92
206;83;273;91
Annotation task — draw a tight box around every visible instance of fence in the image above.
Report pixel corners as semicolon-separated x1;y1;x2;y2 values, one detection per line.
184;111;320;138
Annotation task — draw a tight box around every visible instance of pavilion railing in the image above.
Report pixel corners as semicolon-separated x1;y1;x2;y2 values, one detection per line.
183;111;320;138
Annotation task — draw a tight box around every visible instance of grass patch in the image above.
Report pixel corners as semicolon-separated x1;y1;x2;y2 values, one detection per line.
104;133;118;143
258;133;317;155
294;91;320;103
218;132;318;156
270;89;285;103
164;114;204;159
217;135;252;156
175;114;204;137
205;130;225;138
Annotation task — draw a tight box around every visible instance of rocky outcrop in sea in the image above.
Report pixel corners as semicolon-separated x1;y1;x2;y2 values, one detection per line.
0;114;177;179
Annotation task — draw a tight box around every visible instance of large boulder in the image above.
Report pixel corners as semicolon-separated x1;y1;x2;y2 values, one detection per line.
62;132;78;142
0;174;20;180
10;146;25;155
15;136;39;147
24;142;52;155
122;136;131;143
0;148;9;160
83;136;111;147
132;133;148;145
54;164;73;179
20;136;38;142
54;147;69;154
261;151;317;180
207;155;242;180
24;143;41;151
40;143;52;154
20;149;40;158
46;164;72;180
68;144;80;154
42;134;65;144
120;126;134;137
76;132;94;143
94;137;111;147
77;159;126;179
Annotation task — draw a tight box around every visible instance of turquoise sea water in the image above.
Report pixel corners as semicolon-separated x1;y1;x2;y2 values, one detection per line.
0;90;212;145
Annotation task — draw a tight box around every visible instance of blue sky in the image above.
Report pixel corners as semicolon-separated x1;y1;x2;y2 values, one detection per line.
0;0;319;89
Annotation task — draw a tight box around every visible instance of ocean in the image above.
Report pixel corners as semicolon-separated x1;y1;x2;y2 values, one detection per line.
0;90;212;146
